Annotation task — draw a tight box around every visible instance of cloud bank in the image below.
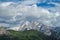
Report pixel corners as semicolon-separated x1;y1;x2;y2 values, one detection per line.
0;0;60;27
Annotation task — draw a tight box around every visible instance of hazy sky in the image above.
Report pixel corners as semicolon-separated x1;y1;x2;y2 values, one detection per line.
0;0;60;27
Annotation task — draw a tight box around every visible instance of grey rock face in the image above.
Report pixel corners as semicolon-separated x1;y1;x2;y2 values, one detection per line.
0;27;7;35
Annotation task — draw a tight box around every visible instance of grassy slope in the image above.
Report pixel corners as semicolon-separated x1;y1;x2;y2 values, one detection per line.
0;30;56;40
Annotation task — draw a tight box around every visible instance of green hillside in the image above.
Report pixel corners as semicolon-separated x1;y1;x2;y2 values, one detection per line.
0;30;58;40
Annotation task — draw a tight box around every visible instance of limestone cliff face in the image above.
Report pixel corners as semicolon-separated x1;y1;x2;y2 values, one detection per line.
0;27;7;35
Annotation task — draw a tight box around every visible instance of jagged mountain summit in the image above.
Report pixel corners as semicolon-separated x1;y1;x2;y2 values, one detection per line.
8;21;51;36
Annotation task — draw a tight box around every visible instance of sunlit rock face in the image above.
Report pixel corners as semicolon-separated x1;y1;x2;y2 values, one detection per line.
0;27;7;35
8;21;41;31
8;26;20;31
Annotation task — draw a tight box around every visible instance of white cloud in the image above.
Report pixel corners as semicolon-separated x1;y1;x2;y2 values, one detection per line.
0;0;60;27
55;12;60;17
0;2;13;7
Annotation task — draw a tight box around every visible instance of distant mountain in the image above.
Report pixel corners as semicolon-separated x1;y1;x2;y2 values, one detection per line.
8;21;51;36
52;27;60;32
50;27;60;40
3;21;60;36
0;26;59;40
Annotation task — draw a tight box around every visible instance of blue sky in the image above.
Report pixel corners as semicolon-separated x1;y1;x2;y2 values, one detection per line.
0;0;24;2
0;0;60;27
0;0;60;2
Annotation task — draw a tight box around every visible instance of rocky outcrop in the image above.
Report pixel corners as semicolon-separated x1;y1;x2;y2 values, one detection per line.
0;27;7;35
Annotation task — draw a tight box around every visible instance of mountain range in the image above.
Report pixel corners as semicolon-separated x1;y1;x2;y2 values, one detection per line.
0;22;60;40
7;21;51;36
